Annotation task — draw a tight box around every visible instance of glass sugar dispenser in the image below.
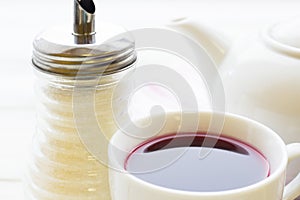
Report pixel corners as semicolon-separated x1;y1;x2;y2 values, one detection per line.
25;1;136;199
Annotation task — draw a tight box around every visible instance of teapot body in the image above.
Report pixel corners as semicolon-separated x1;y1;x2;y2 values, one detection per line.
221;33;300;144
169;18;300;144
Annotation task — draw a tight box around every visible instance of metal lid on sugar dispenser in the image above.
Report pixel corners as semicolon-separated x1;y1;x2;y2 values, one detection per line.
32;0;136;77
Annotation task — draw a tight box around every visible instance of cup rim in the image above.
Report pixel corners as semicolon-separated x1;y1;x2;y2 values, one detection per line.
109;111;288;196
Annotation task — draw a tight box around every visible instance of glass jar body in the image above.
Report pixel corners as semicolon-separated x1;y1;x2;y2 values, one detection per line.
25;66;135;200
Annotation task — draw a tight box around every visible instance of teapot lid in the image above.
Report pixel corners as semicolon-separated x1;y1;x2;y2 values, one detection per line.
263;18;300;56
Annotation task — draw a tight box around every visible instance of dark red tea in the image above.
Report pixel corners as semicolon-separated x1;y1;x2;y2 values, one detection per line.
125;133;270;192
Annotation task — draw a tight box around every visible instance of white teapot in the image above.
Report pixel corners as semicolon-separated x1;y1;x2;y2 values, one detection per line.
169;18;300;145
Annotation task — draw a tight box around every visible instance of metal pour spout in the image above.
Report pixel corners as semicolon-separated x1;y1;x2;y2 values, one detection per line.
73;0;96;44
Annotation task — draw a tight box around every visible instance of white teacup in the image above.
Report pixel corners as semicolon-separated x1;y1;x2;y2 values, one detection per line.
108;112;300;200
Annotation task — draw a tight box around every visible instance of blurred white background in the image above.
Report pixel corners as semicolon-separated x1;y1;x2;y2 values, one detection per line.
1;0;300;199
